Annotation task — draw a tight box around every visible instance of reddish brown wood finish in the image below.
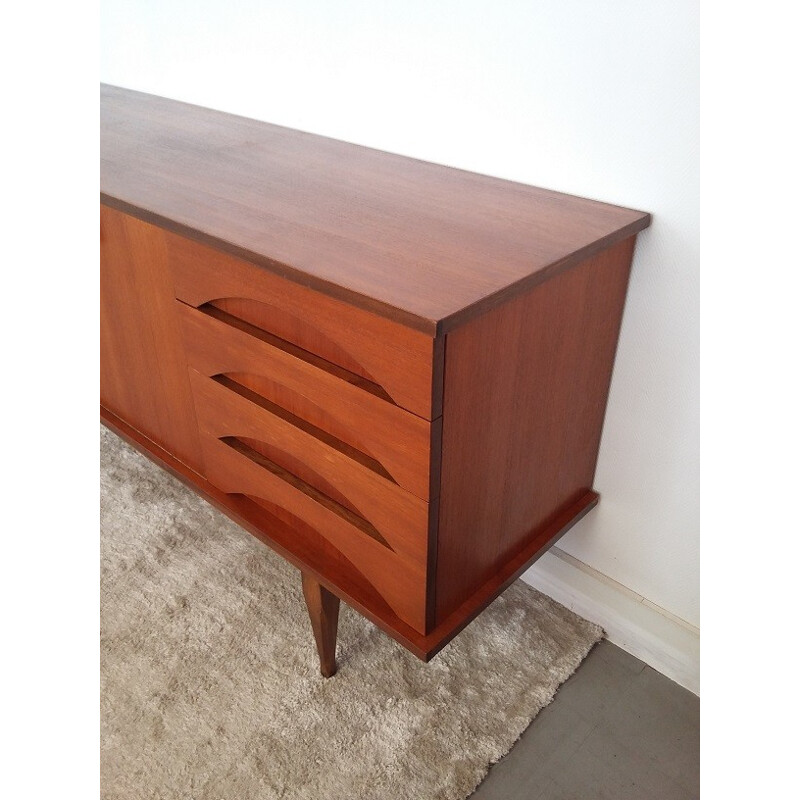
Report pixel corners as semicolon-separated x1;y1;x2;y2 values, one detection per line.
102;404;596;661
176;300;434;501
189;371;429;566
434;238;637;622
100;206;204;469
100;85;651;672
101;84;650;334
197;431;428;632
302;573;340;678
167;229;438;419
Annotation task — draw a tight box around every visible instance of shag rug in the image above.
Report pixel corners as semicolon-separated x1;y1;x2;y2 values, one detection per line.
100;426;602;800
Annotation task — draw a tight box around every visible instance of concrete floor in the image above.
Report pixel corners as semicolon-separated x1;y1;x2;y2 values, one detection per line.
470;640;700;799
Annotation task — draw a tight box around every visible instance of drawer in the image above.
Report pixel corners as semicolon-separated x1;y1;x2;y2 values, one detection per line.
166;231;439;420
197;424;428;633
190;368;429;565
177;301;435;501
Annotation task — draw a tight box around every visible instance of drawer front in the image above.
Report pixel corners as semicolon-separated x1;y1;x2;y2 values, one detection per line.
166;231;438;420
197;426;428;633
177;301;434;501
190;369;429;565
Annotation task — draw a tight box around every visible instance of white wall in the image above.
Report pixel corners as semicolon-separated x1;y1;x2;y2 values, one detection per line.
101;1;699;688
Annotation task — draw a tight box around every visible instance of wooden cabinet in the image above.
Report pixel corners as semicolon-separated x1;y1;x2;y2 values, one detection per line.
100;84;650;674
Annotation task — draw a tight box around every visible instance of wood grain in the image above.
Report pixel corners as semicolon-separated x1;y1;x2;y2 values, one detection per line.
177;301;434;501
100;205;204;469
103;402;596;660
189;370;429;565
198;432;428;633
167;228;437;419
100;85;650;670
102;84;650;334
434;237;637;623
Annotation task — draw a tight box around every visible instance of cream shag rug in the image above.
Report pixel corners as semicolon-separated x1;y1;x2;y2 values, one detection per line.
100;426;602;800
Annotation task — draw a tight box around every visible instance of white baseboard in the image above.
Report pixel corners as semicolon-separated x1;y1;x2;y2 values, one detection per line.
522;548;699;695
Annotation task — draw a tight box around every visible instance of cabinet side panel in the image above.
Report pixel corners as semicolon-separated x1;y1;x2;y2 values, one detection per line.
100;205;204;470
435;237;636;623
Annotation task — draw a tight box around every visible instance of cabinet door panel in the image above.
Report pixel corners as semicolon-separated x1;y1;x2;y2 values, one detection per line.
100;205;204;470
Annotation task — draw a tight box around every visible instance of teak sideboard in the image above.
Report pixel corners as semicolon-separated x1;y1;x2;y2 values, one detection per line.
100;84;651;676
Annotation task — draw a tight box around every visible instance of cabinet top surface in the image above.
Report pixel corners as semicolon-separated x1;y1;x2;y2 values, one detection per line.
101;84;650;334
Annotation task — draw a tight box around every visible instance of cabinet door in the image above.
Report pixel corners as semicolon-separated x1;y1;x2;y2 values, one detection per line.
100;205;204;471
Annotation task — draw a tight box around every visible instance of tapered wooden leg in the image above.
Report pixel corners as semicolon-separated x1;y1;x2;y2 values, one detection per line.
301;572;340;678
